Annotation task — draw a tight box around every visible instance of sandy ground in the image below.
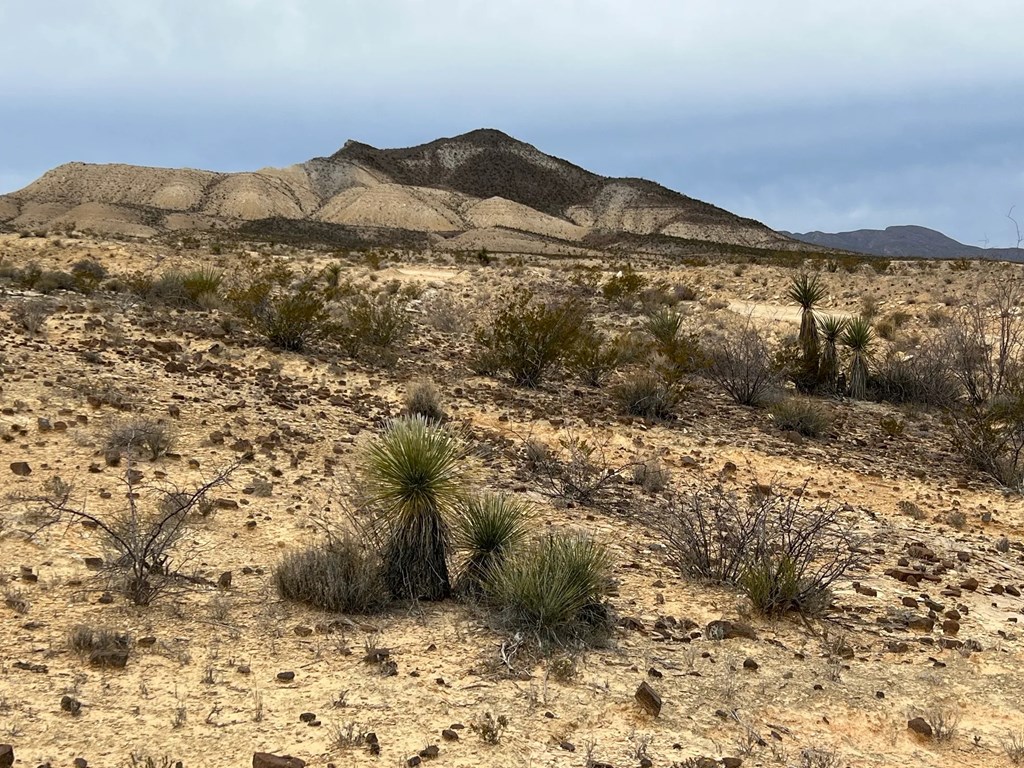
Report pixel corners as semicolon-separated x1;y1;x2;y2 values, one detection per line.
1;233;1023;768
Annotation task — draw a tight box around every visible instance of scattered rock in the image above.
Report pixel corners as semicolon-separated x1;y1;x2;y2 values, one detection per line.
0;745;13;768
743;658;759;671
252;754;305;768
276;671;295;682
218;571;233;589
9;461;31;476
908;717;933;738
706;620;757;640
635;681;662;717
441;728;459;741
60;695;82;716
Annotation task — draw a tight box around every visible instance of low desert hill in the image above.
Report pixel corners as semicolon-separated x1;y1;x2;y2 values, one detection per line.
0;129;794;252
785;225;1024;262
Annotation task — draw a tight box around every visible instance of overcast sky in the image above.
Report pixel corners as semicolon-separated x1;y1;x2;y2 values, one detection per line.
2;1;1023;245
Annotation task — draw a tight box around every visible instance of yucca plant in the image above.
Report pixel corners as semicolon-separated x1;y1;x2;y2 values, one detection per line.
486;531;612;645
841;316;874;399
454;493;532;592
787;274;826;389
817;315;847;392
362;416;466;601
644;308;683;349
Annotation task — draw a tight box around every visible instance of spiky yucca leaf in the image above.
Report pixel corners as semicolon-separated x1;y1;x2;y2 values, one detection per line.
817;315;848;390
644;308;683;348
788;274;826;387
841;316;874;399
362;415;467;600
817;315;847;343
487;531;612;644
787;273;827;310
455;493;532;589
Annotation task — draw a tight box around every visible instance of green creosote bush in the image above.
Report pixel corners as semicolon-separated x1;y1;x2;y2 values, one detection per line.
475;293;589;387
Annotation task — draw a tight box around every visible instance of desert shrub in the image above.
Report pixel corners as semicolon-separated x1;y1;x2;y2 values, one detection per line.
104;418;174;460
404;379;444;421
948;392;1024;491
472;712;509;745
644;309;705;381
644;308;683;349
705;319;779;406
454;493;532;591
652;482;864;616
68;624;132;667
11;299;51;334
233;277;331;352
337;291;411;362
942;281;1024;405
421;293;469;334
71;258;108;292
181;267;224;307
35;269;77;294
613;370;677;420
527;434;629;506
36;467;233;605
486;531;612;644
602;265;646;306
768;397;833;437
475;293;588;387
632;457;669;493
567;327;625;386
870;349;959;408
275;538;390;614
146;272;190;306
1002;730;1024;765
362;416;466;601
3;586;29;614
913;706;961;743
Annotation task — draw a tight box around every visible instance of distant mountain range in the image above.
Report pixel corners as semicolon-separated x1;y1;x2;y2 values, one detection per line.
784;225;1024;262
0;128;796;254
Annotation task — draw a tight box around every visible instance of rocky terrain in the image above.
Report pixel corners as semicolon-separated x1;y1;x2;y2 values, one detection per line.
0;130;795;255
0;230;1023;768
784;225;1024;262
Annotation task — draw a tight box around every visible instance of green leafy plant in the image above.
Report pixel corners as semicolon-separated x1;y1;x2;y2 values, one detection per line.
475;293;588;387
362;416;467;600
454;493;532;592
487;531;612;644
841;316;874;399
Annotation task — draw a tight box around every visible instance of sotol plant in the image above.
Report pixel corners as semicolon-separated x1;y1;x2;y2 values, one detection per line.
454;493;532;592
841;316;874;399
816;315;847;393
787;274;826;390
362;416;466;601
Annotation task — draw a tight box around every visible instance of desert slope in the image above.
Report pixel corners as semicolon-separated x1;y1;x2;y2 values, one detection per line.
0;130;794;251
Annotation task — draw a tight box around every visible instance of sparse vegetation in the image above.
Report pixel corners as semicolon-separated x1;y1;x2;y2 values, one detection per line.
475;293;588;387
486;530;612;644
705;318;779;406
454;493;532;592
362;416;466;601
653;482;864;616
768;396;833;437
613;370;677;420
275;538;390;614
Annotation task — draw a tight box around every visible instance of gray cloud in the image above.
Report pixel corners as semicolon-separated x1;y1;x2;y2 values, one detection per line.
3;1;1023;244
